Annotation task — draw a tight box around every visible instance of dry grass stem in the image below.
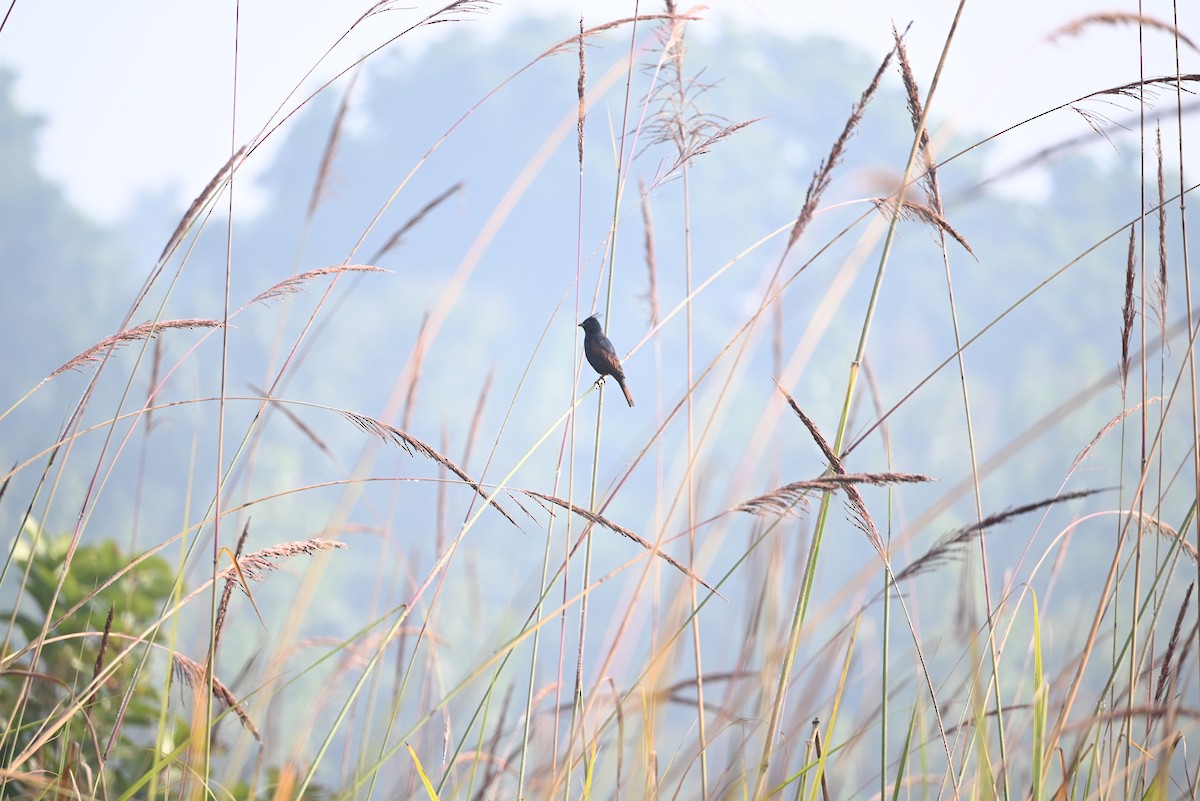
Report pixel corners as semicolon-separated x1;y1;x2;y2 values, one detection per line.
521;490;717;593
144;338;163;431
891;489;1103;586
462;367;494;469
338;410;521;527
1047;13;1199;51
170;653;260;741
786;45;894;251
50;319;225;379
1089;73;1200;103
369;183;464;264
403;313;431;431
250;264;388;307
1120;225;1136;390
736;472;933;518
871;197;975;257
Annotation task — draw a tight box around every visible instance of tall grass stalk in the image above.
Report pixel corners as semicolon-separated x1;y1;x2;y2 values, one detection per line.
754;3;969;795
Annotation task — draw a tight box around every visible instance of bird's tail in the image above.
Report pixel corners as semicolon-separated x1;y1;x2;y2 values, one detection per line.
618;378;634;407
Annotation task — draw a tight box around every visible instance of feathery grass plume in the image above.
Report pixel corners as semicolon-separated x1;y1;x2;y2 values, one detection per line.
1069;107;1120;152
521;490;717;593
657;118;758;185
1134;512;1197;562
786;46;894;252
1044;74;1200;161
50;319;224;379
893;23;941;206
1120;225;1136;390
1167;618;1197;709
170;653;260;741
961;99;1200;199
775;380;837;465
1155;125;1168;334
641;5;758;183
870;197;976;258
638;176;659;325
539;11;703;60
159;145;247;263
360;0;495;27
839;489;885;558
890;489;1104;586
306;70;359;222
771;381;895;556
250;264;388;306
144;337;163;432
736;472;933;518
891;20;978;273
250;384;334;459
212;522;252;659
642;6;757;186
1046;12;1199;52
220;538;348;593
338;410;521;528
369;183;464;264
1090;73;1200;102
577;15;585;168
1069;398;1162;475
85;605;115;708
652;118;761;188
1154;582;1194;705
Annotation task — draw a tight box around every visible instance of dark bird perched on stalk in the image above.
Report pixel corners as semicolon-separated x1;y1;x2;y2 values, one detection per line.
579;315;634;407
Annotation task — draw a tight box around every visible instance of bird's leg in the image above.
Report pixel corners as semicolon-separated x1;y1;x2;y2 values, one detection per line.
592;376;606;390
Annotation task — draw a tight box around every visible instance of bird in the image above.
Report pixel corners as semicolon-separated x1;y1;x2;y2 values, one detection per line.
579;314;634;407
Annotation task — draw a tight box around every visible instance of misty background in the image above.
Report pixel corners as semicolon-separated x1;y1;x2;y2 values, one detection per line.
1;3;1194;793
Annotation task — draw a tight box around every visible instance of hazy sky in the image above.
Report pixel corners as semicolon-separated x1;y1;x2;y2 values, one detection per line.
0;0;1195;222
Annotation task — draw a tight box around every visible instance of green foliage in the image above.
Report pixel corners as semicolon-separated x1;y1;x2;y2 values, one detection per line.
1;525;179;798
